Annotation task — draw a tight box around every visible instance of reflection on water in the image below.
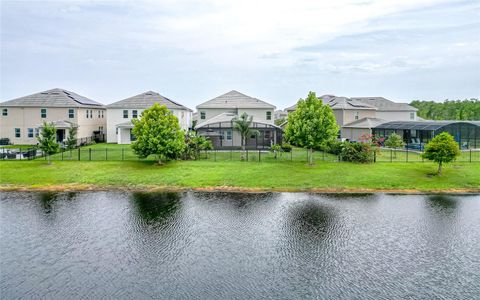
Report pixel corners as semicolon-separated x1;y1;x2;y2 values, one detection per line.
1;192;479;299
131;192;181;223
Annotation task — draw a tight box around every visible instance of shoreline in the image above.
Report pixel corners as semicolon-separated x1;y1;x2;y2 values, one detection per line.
1;184;479;194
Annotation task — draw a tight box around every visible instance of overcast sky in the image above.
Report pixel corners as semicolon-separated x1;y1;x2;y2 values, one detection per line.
1;0;479;109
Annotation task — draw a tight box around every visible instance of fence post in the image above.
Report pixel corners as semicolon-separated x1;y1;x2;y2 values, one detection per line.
291;149;293;161
470;149;472;163
230;149;232;161
246;149;249;161
259;150;261;162
62;149;64;161
78;147;81;161
406;146;408;163
89;148;92;161
374;150;376;163
214;149;216;162
122;148;125;161
106;148;108;161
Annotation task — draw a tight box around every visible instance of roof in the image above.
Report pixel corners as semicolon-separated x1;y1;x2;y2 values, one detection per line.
197;90;276;109
116;121;134;128
343;117;386;129
350;97;418;112
1;88;103;108
285;94;376;111
374;120;480;131
107;91;192;111
195;112;282;130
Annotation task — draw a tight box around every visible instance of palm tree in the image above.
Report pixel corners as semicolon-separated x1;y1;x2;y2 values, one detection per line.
233;113;259;160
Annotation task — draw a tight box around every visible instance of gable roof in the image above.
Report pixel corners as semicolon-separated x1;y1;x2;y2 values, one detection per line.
343;117;386;129
0;88;103;108
350;97;418;111
285;94;376;112
197;90;276;109
107;91;192;111
194;112;282;130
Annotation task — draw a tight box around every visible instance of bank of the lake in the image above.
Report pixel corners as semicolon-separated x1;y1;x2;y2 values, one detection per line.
1;160;479;192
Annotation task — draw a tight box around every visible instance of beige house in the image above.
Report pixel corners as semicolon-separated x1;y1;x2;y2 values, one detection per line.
0;88;106;145
195;90;282;149
285;94;418;141
106;91;192;144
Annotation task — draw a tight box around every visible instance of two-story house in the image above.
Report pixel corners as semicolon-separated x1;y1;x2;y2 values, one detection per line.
195;90;282;149
0;88;106;145
106;91;192;144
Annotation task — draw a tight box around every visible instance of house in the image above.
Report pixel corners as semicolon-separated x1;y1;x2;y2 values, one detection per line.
195;90;282;149
285;94;419;141
106;91;192;144
350;97;418;121
0;88;106;145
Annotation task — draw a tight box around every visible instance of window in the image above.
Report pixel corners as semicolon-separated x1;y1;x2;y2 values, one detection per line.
98;110;101;118
41;108;47;118
132;110;138;118
266;111;272;120
226;130;232;141
89;110;93;118
410;112;415;120
27;128;34;138
68;108;74;118
116;128;118;135
2;108;7;116
15;128;20;138
99;126;104;133
200;111;206;120
35;128;40;137
86;110;89;118
354;112;359;120
123;110;128;118
101;111;104;118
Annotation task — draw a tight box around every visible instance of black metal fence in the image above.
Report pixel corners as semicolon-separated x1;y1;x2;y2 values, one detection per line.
2;146;479;163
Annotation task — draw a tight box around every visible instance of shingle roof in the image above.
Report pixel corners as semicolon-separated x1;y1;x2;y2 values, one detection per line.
37;120;78;129
343;117;386;129
107;91;192;111
350;97;418;111
0;88;103;107
197;90;276;109
195;112;282;130
285;94;376;111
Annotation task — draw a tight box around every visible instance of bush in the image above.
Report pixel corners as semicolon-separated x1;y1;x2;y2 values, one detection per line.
325;140;343;155
183;132;213;160
281;143;292;152
340;142;374;163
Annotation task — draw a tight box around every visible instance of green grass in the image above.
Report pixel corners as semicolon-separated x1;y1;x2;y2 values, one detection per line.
1;159;479;192
0;144;36;150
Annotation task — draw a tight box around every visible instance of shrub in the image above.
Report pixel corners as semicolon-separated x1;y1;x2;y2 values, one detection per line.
281;143;292;152
340;142;374;163
325;140;343;155
183;132;213;160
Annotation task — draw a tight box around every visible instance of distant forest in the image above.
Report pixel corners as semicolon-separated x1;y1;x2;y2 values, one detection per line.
410;99;480;121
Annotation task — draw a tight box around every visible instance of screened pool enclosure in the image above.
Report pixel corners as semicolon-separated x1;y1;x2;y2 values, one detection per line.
373;121;480;150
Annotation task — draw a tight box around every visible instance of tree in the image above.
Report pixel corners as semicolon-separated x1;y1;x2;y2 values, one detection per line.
65;127;77;156
233;112;259;160
184;131;213;160
270;144;282;159
284;91;339;165
37;121;59;165
422;132;460;175
131;103;185;164
384;133;404;158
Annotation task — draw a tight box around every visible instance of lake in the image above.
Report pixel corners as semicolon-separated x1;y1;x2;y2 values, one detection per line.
1;191;479;299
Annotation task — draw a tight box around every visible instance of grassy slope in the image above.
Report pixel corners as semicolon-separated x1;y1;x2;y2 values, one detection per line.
1;159;479;191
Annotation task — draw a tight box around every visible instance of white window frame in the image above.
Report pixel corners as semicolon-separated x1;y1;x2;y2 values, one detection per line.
132;110;138;118
27;128;34;138
200;111;206;120
68;108;74;118
123;110;128;118
2;108;7;116
15;128;20;138
41;108;47;118
226;130;232;141
266;111;272;120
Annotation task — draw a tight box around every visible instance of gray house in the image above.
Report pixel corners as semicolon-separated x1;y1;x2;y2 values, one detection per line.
195;90;283;149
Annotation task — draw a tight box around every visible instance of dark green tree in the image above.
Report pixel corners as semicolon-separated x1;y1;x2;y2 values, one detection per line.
284;91;339;165
422;132;460;175
65;127;77;156
131;103;185;164
37;121;60;165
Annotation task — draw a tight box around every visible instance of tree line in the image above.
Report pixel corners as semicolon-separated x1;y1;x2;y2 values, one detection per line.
410;99;480;121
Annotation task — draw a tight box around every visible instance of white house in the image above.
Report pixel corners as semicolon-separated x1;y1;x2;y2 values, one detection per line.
195;90;282;149
0;88;106;145
106;91;192;144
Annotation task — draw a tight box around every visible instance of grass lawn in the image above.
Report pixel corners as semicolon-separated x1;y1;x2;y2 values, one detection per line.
1;159;479;192
0;144;36;150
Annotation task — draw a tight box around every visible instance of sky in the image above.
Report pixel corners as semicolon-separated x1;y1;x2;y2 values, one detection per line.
1;0;479;110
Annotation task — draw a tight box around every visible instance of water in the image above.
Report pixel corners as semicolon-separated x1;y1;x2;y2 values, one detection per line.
1;192;479;299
